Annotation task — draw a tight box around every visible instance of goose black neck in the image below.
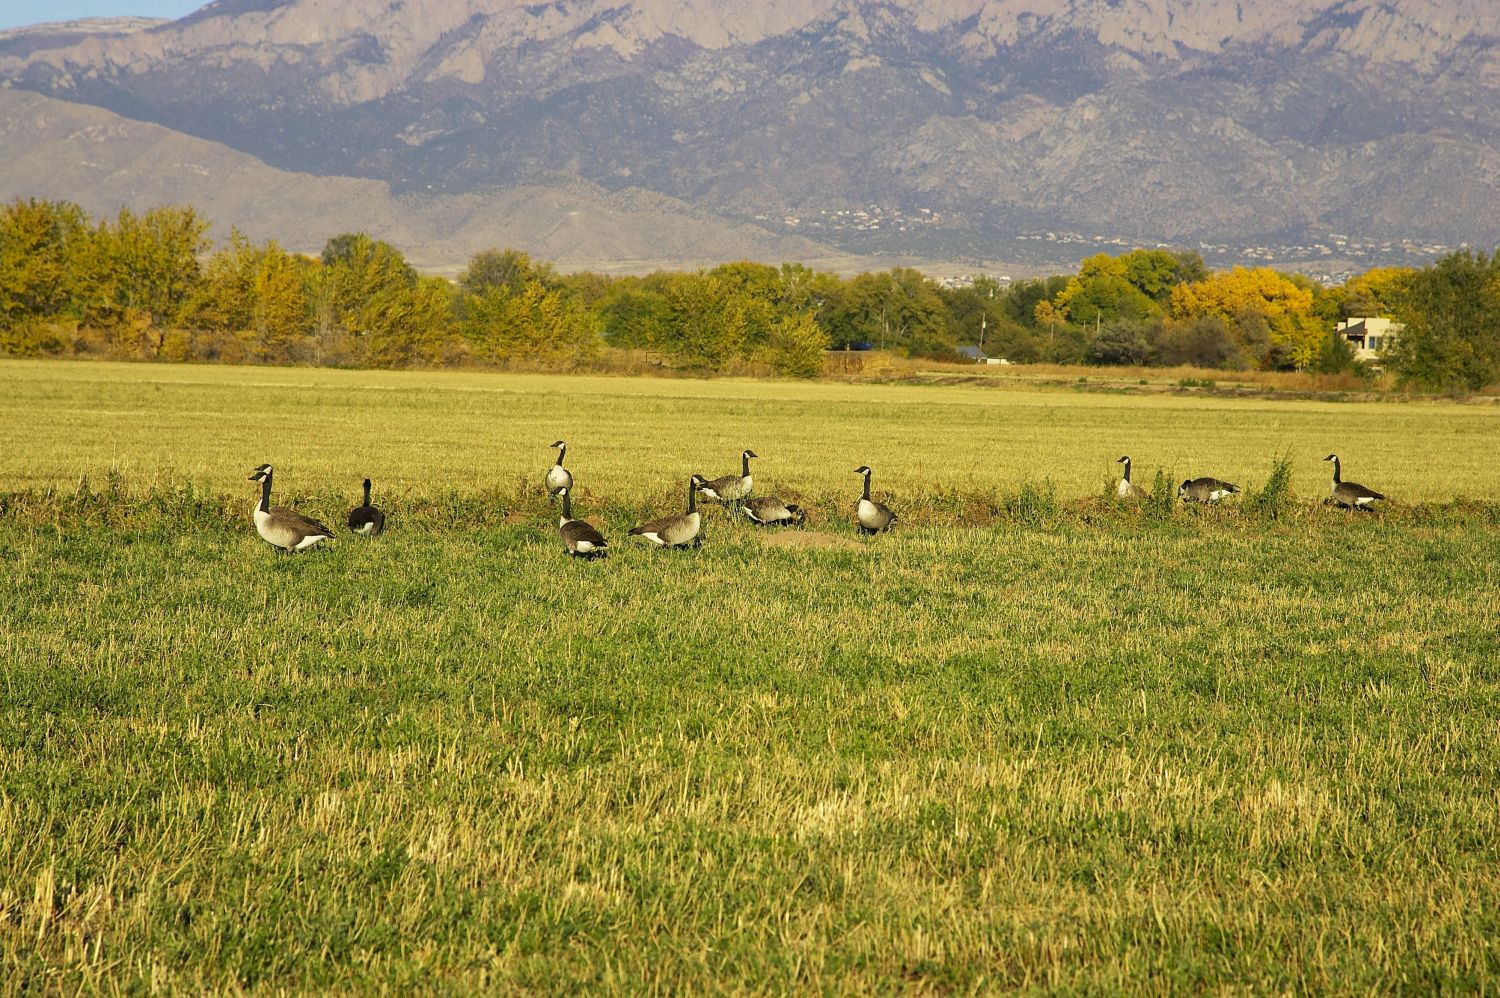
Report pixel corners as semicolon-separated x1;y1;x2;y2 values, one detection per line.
862;471;872;501
741;452;752;476
555;444;566;468
362;479;372;504
1122;459;1131;483
561;489;573;520
687;478;698;513
259;471;272;514
1331;458;1341;484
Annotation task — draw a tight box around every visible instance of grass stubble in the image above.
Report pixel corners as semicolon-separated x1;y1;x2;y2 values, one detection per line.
1;360;1499;993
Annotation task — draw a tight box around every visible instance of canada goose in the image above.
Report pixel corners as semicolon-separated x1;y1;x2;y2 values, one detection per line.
1324;454;1386;510
697;449;756;505
1178;476;1240;503
741;495;806;527
629;475;705;548
1115;456;1145;499
347;478;385;536
557;487;608;559
248;464;335;553
853;465;897;535
545;440;573;501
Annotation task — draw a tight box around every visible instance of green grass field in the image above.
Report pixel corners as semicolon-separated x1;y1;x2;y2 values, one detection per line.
2;359;1499;992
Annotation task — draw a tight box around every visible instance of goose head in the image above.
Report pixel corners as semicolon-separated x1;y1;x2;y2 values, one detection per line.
1323;454;1338;463
1116;456;1130;465
248;464;272;482
1177;480;1191;496
362;477;372;490
853;465;871;476
743;449;758;459
690;474;709;487
551;440;566;450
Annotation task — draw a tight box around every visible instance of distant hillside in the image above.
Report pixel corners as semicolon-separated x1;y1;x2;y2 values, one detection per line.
2;0;1498;269
0;87;844;273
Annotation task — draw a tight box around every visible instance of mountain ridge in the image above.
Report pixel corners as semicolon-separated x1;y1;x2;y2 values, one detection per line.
0;86;854;274
2;0;1498;268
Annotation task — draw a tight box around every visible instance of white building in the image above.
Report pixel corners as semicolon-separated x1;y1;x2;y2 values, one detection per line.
1336;317;1402;362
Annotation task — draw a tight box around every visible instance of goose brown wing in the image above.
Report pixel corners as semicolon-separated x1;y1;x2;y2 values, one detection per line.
271;505;335;537
562;518;608;547
698;473;738;497
744;496;791;522
629;514;676;536
1338;481;1385;502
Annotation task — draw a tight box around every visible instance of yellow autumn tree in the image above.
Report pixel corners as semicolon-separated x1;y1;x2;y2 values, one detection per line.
1341;266;1412;317
1170;267;1324;369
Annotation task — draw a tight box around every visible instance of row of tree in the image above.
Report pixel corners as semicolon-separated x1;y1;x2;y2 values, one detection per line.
2;198;1496;388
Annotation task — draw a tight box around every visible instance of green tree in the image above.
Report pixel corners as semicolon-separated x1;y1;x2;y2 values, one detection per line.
314;234;450;367
1120;248;1206;301
1311;329;1359;376
829;269;950;355
1001;276;1072;329
1086;320;1153;366
79;205;212;352
760;311;829;378
462;280;600;365
1390;249;1500;391
1154;316;1241;369
460;248;557;297
0;198;88;328
598;278;673;350
1054;273;1161;326
660;274;771;369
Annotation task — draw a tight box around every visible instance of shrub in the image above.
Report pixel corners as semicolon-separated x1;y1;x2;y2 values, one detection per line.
1246;456;1295;519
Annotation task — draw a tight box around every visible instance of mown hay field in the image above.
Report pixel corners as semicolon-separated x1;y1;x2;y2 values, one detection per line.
2;359;1499;993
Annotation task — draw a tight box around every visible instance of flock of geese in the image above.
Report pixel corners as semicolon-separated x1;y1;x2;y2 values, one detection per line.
246;448;1387;557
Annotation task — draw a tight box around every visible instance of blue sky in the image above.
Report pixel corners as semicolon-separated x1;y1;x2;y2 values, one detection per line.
0;1;206;31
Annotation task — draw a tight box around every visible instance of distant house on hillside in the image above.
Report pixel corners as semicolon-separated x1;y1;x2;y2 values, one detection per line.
1336;317;1403;362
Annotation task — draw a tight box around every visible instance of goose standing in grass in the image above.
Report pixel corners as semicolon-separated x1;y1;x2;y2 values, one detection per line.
557;487;608;559
741;496;806;527
696;449;756;506
347;478;385;536
1325;454;1386;510
1178;476;1240;504
1115;456;1145;499
629;475;705;548
545;441;573;502
248;464;335;553
853;465;897;535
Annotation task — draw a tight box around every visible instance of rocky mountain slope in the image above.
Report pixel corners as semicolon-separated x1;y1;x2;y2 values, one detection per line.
0;87;837;272
2;0;1497;266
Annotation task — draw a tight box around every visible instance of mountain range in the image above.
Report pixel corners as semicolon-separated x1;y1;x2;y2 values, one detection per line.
2;0;1498;273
